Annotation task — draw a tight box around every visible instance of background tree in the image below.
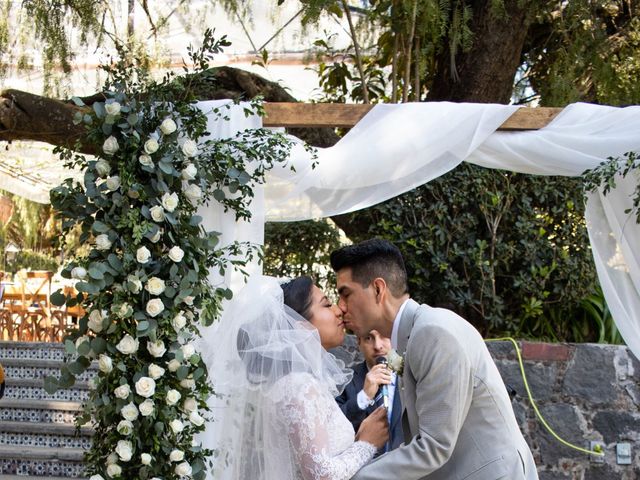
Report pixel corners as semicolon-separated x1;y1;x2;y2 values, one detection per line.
2;0;638;341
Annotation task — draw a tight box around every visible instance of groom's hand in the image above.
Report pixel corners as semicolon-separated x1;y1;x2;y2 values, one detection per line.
363;364;392;400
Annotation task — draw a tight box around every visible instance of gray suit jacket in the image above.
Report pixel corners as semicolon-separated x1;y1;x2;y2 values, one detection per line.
353;300;538;480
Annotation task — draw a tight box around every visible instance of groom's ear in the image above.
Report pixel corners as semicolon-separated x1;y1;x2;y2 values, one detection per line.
372;278;386;303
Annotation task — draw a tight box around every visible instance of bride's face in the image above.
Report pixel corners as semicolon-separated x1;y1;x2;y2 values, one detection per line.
307;285;345;350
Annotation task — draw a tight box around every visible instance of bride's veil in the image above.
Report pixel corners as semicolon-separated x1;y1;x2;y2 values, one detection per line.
198;275;352;480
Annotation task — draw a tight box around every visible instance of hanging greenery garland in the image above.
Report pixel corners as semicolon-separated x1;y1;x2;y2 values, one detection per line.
45;30;299;480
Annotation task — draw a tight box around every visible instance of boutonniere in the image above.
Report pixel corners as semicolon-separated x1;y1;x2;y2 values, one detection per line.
386;349;404;376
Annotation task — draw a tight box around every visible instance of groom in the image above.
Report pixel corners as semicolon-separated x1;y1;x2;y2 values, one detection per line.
330;239;538;480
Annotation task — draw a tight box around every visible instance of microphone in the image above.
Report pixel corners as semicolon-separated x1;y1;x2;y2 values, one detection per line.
375;356;390;409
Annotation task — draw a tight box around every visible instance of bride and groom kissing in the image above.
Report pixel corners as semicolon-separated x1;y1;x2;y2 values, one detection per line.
201;239;538;480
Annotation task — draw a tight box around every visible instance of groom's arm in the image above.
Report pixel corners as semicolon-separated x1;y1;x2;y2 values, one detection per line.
352;325;473;479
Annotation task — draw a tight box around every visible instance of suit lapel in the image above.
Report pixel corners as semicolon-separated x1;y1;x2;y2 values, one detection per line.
396;299;419;355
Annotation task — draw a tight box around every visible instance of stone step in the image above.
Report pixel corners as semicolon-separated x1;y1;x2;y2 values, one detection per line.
0;399;81;424
0;445;86;478
3;476;87;480
0;341;67;362
3;359;97;383
0;421;92;450
3;381;90;402
1;420;93;435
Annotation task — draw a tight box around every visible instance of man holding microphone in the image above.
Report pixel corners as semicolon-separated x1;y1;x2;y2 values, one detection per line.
335;330;403;453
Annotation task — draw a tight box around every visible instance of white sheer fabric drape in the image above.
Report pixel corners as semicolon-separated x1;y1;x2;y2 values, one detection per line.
198;100;640;359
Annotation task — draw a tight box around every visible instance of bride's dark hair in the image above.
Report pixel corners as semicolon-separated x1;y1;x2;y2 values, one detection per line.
236;275;315;384
280;276;314;320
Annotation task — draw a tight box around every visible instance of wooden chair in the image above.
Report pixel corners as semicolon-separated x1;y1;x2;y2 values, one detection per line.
14;271;54;342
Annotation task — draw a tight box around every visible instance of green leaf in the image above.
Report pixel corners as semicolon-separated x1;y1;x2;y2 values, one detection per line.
64;339;77;355
88;267;104;280
43;376;59;394
91;336;107;354
127;113;139;125
71;96;86;106
77;341;92;357
176;365;190;380
137;320;150;332
50;289;66;307
67;360;87;375
92;221;110;233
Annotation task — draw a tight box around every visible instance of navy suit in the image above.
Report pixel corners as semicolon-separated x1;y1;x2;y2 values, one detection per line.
335;361;403;451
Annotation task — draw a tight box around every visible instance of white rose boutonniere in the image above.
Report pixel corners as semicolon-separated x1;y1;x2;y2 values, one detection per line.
386;349;405;376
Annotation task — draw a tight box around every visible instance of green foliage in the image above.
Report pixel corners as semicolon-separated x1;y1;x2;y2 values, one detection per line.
263;219;342;291
583;151;640;224
340;164;598;339
8;250;59;273
47;31;296;480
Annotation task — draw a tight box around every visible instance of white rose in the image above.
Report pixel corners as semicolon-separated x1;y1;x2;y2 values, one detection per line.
98;354;113;373
169;419;184;434
140;453;152;465
114;384;131;400
183;184;202;204
161;192;179;212
189;410;205;426
95;234;112;251
145;277;166;295
183;296;195;306
127;275;142;293
144;138;159;154
90;475;105;480
175;461;192;477
180;378;195;389
135;377;156;398
106;463;122;477
150;228;163;243
115;302;132;319
147;339;167;358
88;309;104;333
95;159;111;177
146;299;165;318
117;420;133;436
75;335;90;349
116;334;139;355
181;163;197;180
138;399;155;416
106;175;121;191
105;101;121;116
183;397;197;413
181;343;195;360
168;359;181;372
168;246;184;263
103;136;119;155
181;139;198;157
149;205;165;222
148;363;165;380
107;453;118;465
386;349;404;373
172;312;187;332
71;266;87;280
166;389;181;406
139;154;153;167
160;117;177;135
169;449;184;462
136;246;151;264
115;439;132;462
120;402;138;421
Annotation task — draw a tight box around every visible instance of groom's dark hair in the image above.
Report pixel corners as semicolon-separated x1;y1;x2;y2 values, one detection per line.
330;238;408;297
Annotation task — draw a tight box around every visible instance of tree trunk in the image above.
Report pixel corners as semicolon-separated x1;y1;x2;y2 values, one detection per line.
428;0;534;103
0;66;340;154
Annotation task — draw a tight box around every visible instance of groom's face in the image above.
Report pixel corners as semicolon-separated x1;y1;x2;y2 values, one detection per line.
335;267;378;337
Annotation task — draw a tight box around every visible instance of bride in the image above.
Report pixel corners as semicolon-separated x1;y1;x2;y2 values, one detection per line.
199;275;388;480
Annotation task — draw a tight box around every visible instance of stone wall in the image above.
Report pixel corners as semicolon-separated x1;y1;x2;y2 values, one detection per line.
487;341;640;479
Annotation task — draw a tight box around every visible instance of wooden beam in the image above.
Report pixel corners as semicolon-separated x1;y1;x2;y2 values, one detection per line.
262;103;562;130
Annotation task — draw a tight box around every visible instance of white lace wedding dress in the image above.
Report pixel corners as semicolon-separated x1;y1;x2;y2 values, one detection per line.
267;372;377;480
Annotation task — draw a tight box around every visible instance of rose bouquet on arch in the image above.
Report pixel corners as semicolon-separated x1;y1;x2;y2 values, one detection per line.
46;31;298;480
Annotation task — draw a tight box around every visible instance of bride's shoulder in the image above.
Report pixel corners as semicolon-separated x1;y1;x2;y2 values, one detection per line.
270;372;323;400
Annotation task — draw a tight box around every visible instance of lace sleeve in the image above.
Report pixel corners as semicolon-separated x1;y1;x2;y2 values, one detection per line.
276;375;377;480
